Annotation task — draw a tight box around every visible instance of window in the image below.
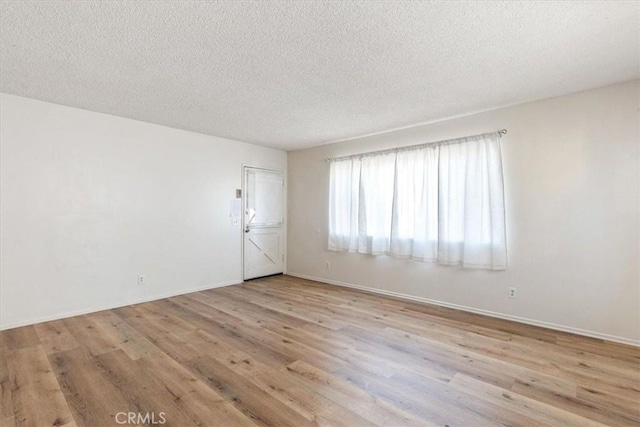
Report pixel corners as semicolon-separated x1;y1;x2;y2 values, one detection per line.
328;132;507;270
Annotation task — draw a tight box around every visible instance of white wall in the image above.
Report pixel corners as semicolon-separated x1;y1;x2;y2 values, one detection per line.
0;93;287;329
287;80;640;345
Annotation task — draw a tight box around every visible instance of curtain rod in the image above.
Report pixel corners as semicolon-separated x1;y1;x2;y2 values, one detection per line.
326;129;507;163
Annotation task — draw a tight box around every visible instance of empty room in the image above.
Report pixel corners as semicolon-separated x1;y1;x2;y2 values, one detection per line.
0;1;638;426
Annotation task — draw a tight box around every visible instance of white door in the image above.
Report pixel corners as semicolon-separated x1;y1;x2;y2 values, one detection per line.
243;167;284;280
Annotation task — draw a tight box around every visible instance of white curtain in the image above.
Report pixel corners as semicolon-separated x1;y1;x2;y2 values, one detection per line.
328;132;507;270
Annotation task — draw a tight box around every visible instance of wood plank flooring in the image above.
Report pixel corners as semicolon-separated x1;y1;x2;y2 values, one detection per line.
1;275;638;426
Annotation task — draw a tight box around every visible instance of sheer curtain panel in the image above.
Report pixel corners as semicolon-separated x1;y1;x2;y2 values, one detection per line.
328;132;507;270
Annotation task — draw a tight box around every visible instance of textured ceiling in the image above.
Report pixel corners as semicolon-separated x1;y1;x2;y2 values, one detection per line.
1;2;638;150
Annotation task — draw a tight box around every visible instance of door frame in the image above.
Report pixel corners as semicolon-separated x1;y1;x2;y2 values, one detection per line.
241;165;286;281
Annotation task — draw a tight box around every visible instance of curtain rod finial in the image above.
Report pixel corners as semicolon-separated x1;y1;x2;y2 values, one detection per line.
499;129;507;136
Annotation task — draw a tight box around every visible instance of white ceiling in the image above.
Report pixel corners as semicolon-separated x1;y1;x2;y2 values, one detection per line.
1;2;638;150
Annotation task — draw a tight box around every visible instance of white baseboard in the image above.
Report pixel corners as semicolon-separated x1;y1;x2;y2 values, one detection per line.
287;272;640;347
0;280;240;331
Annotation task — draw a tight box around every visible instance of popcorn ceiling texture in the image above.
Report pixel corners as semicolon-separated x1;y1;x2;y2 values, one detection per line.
1;1;638;150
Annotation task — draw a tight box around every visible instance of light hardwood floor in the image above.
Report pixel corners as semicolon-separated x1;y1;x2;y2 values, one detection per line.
1;275;638;426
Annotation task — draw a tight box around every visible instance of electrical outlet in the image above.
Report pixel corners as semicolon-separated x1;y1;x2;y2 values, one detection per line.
508;287;517;299
138;275;146;286
325;261;331;269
